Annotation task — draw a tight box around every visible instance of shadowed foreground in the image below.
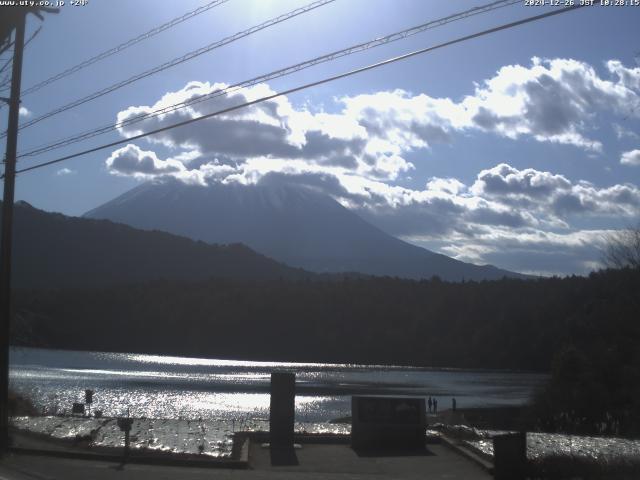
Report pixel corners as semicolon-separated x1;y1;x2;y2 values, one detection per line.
0;443;491;480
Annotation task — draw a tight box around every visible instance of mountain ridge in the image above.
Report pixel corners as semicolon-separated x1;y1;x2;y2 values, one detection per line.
4;200;313;289
85;179;527;281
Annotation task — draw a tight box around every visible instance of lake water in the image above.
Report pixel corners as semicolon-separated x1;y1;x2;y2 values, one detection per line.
9;347;547;423
10;348;638;465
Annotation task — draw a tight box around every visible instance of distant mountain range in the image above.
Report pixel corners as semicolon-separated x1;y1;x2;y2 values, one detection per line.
5;200;310;289
85;179;526;281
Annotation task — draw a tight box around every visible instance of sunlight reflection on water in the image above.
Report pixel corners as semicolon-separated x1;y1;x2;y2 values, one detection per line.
9;348;638;464
9;347;546;423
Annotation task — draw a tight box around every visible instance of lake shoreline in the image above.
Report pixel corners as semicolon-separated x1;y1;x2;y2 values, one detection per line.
9;406;640;478
10;347;546;423
8;405;511;462
8;404;528;455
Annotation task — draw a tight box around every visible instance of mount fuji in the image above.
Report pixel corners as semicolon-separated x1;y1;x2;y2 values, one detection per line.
85;179;526;281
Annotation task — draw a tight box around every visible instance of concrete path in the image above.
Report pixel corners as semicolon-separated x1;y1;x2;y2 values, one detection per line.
0;443;491;480
250;443;491;479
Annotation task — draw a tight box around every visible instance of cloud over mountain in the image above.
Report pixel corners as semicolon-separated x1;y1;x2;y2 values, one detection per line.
471;163;640;217
107;144;184;178
107;144;235;184
104;56;640;275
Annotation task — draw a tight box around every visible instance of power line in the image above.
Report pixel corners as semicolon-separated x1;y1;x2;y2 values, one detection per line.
9;3;587;178
1;0;336;138
0;0;231;97
0;26;40;92
17;0;518;158
17;0;520;160
0;41;13;58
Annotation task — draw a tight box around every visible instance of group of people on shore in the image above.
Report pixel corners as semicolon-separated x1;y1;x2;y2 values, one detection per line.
427;396;457;414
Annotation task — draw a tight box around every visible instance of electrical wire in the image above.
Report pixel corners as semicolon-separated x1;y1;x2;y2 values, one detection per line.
0;26;41;93
0;0;231;96
7;4;587;178
2;0;336;138
17;0;520;160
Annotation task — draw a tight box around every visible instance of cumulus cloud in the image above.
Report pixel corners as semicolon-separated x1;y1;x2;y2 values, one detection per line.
114;82;410;181
105;144;236;184
238;162;639;275
607;60;640;91
103;56;640;274
223;160;638;256
347;164;638;275
19;106;31;118
110;58;640;188
620;149;640;166
470;163;640;218
431;228;611;276
342;57;640;152
103;147;640;274
333;171;625;275
460;57;640;151
107;144;183;177
56;168;76;176
471;163;571;199
353;164;640;237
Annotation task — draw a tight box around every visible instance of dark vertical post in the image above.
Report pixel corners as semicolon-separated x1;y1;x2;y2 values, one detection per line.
85;389;94;417
117;416;133;462
0;10;27;455
269;372;295;448
124;429;130;460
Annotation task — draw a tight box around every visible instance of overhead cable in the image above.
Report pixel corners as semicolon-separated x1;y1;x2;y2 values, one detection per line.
9;4;587;177
1;0;231;96
17;0;519;159
3;0;336;137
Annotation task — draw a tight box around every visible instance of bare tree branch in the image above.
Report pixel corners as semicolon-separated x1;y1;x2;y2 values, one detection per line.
603;225;640;270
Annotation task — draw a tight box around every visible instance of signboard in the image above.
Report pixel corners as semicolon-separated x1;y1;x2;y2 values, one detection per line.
357;397;422;424
71;403;85;415
117;417;134;432
117;417;134;460
351;396;426;451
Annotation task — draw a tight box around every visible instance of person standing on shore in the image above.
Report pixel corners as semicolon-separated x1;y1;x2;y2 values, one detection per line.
433;398;438;414
452;397;457;412
428;397;432;413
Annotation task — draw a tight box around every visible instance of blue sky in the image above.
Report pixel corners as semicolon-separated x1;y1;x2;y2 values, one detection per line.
2;0;640;275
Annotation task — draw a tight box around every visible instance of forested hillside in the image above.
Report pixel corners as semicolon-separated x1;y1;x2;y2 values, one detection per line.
4;201;313;288
12;267;640;435
12;268;639;371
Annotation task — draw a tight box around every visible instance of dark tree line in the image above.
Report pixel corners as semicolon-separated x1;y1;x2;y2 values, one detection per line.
12;268;639;370
11;267;640;435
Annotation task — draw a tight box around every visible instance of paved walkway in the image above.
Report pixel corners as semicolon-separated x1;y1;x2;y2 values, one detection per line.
0;442;491;480
250;443;491;479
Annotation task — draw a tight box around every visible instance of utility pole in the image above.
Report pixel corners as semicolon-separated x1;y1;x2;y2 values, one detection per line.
0;6;57;454
0;8;27;454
